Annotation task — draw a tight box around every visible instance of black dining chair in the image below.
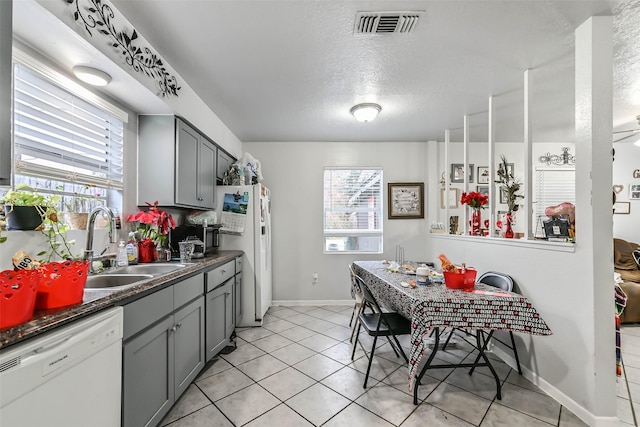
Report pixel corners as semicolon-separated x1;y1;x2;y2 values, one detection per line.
350;273;412;388
469;271;522;375
348;264;364;343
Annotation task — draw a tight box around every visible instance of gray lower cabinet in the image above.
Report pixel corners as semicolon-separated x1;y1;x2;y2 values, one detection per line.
173;297;205;398
122;274;205;427
205;279;233;360
234;256;243;325
204;260;237;361
123;315;174;427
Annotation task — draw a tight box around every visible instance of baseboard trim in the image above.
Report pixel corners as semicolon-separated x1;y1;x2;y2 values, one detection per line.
271;299;353;307
491;346;619;427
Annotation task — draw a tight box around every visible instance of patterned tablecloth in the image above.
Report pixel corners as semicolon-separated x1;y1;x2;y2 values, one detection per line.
352;261;553;390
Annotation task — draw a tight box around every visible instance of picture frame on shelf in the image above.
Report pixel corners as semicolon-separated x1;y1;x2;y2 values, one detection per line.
450;163;474;183
477;166;489;184
388;182;424;219
476;186;489;196
440;188;459;209
613;202;631;214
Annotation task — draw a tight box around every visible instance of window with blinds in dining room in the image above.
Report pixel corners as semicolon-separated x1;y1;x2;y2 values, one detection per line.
11;61;125;215
323;167;383;253
534;167;576;238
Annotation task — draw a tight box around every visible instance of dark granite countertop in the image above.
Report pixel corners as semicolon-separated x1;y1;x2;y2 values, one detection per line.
0;250;243;350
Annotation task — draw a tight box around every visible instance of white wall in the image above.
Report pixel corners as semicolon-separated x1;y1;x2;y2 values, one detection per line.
243;141;430;303
613;143;640;243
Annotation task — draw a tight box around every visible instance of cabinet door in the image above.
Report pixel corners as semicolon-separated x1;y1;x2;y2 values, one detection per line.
217;150;234;181
205;281;232;360
234;273;242;326
0;1;12;184
198;139;216;209
122;316;175;427
176;119;200;207
225;280;235;339
174;297;205;399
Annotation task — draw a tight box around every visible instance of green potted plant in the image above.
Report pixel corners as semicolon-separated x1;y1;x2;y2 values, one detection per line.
1;184;51;230
63;185;98;230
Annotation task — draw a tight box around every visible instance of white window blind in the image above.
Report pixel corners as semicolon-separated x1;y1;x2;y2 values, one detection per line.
13;63;124;190
534;167;575;221
323;168;383;253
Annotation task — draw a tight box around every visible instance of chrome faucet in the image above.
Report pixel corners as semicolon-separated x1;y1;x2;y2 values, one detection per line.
83;206;118;270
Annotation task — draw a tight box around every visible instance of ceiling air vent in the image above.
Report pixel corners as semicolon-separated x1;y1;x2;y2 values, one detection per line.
355;11;422;34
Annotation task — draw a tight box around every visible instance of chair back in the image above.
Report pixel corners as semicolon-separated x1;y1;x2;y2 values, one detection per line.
353;273;384;313
349;264;364;302
477;271;514;292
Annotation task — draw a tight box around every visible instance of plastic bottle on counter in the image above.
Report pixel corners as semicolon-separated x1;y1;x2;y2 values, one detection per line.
117;241;128;267
126;232;138;265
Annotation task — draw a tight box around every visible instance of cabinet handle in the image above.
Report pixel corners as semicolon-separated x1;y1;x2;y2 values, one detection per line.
221;269;226;274
225;291;231;296
176;322;182;329
169;326;177;333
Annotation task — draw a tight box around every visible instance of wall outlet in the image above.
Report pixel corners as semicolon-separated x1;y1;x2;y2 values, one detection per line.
312;272;318;284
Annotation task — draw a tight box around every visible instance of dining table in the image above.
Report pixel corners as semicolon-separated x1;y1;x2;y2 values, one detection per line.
352;260;553;404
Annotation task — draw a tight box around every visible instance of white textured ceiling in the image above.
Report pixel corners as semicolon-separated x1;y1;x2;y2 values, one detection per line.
15;0;640;143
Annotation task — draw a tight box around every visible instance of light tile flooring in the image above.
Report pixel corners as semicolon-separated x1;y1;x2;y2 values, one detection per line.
619;324;640;425
160;305;588;427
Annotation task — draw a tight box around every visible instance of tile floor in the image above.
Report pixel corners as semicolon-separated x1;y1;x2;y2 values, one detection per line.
619;324;640;426
159;304;588;427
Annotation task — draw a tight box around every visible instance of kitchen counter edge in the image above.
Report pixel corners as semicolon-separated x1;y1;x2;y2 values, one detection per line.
0;250;243;350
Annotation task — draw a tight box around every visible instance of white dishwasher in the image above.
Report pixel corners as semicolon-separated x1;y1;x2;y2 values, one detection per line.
0;306;123;427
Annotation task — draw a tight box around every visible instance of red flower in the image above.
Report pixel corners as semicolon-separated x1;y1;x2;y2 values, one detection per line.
126;201;175;244
460;191;488;210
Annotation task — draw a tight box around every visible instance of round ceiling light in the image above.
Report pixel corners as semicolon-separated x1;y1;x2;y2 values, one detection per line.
350;103;381;123
72;65;112;86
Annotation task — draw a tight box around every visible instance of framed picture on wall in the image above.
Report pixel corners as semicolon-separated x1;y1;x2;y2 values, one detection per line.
613;202;631;214
477;166;489;184
476;186;489;196
499;187;508;204
631;184;640;200
497;162;514;180
450;163;474;183
388;182;424;219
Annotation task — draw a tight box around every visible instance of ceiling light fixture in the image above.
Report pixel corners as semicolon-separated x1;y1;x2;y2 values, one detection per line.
350;103;381;122
72;65;112;86
539;147;576;166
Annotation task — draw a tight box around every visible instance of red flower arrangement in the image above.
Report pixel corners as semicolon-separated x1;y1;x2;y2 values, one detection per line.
460;191;488;210
126;201;176;246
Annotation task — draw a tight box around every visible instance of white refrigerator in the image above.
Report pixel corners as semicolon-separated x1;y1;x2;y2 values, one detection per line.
216;184;272;327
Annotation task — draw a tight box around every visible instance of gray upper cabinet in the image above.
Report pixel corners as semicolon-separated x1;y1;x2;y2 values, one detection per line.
138;115;217;209
216;149;235;182
0;0;12;185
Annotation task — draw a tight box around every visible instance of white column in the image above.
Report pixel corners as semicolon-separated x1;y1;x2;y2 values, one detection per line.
444;129;451;233
575;16;615;420
523;69;533;239
488;96;495;236
463;115;469;235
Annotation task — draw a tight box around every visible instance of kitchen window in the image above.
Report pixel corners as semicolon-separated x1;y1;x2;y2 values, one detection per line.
9;56;127;217
323;167;383;254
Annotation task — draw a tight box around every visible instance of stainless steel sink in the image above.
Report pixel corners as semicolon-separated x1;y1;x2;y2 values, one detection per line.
111;263;187;276
85;274;153;290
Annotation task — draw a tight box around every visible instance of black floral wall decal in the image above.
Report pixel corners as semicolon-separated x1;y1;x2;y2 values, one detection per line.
68;0;181;97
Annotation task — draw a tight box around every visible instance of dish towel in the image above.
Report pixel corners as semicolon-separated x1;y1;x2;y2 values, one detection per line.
615;283;628;377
